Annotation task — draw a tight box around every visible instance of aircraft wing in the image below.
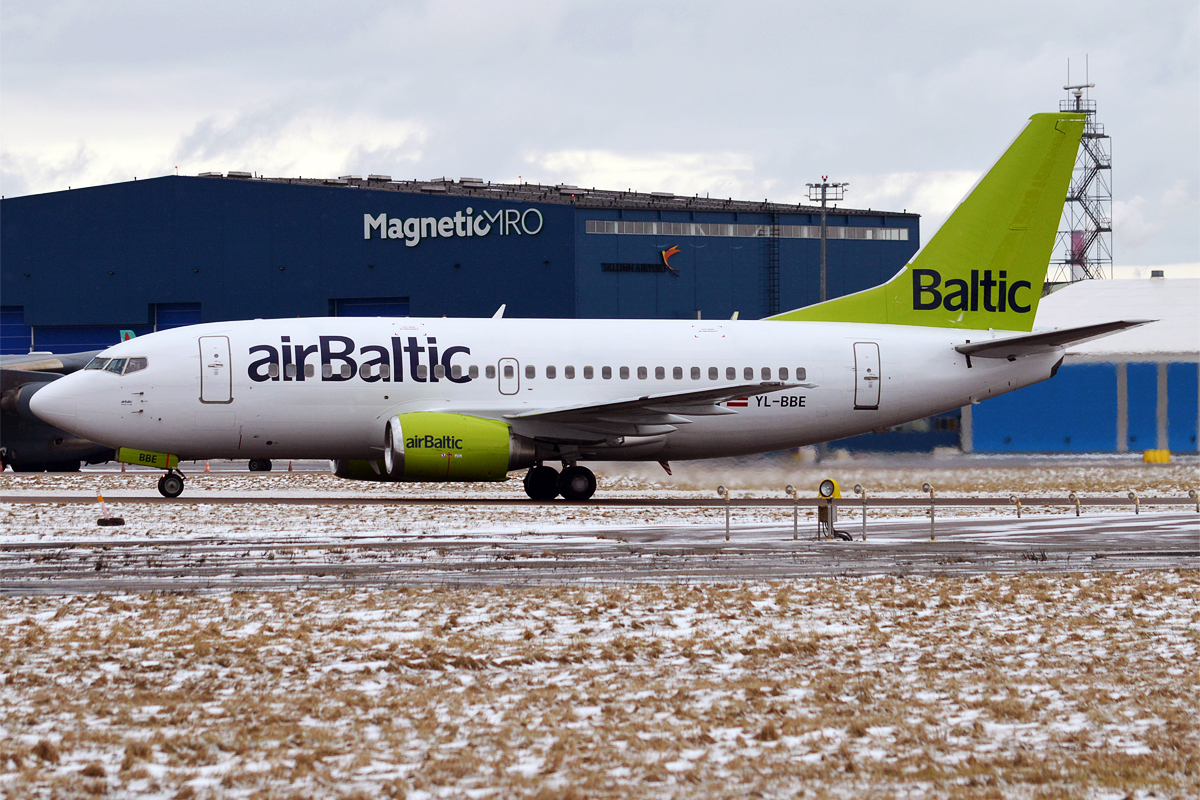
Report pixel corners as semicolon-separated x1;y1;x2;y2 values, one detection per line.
503;381;812;439
0;351;101;374
955;320;1154;360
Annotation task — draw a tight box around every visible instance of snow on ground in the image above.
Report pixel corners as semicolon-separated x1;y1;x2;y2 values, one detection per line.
1;575;1197;799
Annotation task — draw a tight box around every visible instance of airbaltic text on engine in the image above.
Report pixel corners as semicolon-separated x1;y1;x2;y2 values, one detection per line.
364;207;544;247
247;336;471;383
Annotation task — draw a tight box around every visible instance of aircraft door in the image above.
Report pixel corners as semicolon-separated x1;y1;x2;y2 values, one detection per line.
498;358;519;395
853;342;880;410
199;336;233;404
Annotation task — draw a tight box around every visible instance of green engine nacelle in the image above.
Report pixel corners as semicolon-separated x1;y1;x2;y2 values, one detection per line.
332;412;535;483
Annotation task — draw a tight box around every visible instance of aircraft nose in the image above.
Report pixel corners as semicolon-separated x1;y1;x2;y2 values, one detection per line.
28;379;78;431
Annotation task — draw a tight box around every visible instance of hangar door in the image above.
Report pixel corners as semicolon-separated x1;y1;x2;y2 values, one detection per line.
853;342;880;410
199;336;233;404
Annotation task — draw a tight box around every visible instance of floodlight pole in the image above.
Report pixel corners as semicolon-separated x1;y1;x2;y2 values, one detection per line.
807;178;848;302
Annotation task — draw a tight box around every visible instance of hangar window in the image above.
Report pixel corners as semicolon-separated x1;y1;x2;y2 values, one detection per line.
726;367;736;380
673;367;683;380
434;364;446;379
708;367;718;380
655;367;665;379
744;367;753;381
546;366;556;379
104;358;127;374
125;357;148;374
525;365;535;379
779;367;788;380
619;367;629;379
584;366;594;379
761;367;771;380
585;218;909;241
486;365;496;379
565;366;575;379
85;358;109;370
601;366;612;379
690;367;701;380
468;365;479;379
637;366;648;379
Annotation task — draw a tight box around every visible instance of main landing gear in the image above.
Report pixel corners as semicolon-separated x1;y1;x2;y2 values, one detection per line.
157;470;185;498
523;463;597;502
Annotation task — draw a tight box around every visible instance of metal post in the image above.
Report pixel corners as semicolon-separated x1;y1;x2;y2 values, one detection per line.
807;179;847;304
923;483;935;541
853;484;867;541
1069;492;1080;516
1128;491;1139;515
717;486;730;541
1010;495;1022;518
1190;489;1198;513
785;485;798;540
819;198;828;303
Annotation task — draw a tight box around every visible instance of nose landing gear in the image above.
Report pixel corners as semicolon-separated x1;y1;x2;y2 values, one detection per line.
522;463;597;501
157;470;185;498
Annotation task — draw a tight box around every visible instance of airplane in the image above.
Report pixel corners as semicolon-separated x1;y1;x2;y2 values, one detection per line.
28;112;1148;500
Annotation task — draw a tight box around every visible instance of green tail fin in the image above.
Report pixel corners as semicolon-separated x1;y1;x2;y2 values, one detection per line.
770;112;1086;331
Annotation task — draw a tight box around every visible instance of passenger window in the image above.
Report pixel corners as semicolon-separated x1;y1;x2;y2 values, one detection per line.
565;366;575;379
602;366;612;379
416;364;428;379
341;364;352;379
762;367;771;380
286;364;297;379
655;367;665;380
450;364;461;379
525;365;535;379
86;358;109;371
690;367;701;380
105;358;127;374
434;364;446;379
619;366;629;379
779;367;789;380
796;367;806;381
359;364;371;379
305;364;315;378
726;367;736;380
744;367;753;381
381;364;392;380
503;365;514;379
673;367;683;380
486;365;496;379
124;357;148;374
637;366;648;380
322;364;333;379
546;366;556;379
584;366;594;379
708;367;718;380
268;363;280;379
469;365;479;379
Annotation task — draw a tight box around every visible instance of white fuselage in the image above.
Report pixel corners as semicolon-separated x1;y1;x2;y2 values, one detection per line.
30;317;1061;463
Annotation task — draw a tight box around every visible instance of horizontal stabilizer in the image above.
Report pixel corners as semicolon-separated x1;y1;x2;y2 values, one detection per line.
955;320;1154;359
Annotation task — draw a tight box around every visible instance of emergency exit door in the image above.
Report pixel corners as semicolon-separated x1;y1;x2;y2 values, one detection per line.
498;358;520;395
199;336;232;403
853;342;880;410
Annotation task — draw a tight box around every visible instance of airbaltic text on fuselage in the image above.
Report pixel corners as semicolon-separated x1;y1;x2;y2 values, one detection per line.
247;336;471;384
364;207;543;247
912;269;1032;313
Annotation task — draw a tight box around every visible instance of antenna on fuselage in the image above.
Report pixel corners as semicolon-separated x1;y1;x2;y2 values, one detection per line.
492;305;506;319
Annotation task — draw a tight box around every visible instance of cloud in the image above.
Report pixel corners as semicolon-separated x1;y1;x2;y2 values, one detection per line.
1111;195;1163;251
522;150;760;199
847;170;981;237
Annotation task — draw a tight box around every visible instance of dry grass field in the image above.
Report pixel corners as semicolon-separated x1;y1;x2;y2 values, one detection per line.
2;572;1197;799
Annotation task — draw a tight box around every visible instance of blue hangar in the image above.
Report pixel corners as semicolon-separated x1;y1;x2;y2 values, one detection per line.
0;173;919;353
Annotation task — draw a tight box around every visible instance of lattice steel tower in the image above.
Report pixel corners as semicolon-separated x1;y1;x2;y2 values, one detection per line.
1048;82;1112;285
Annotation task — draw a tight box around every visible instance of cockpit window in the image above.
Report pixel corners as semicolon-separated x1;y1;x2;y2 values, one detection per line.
124;357;148;374
85;358;109;370
104;358;127;374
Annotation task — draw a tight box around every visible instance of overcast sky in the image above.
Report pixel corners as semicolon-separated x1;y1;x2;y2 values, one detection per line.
3;0;1197;275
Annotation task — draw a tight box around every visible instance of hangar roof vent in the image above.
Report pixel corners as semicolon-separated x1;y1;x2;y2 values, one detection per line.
198;172;223;178
227;171;252;179
338;175;362;181
460;177;484;186
367;174;391;181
